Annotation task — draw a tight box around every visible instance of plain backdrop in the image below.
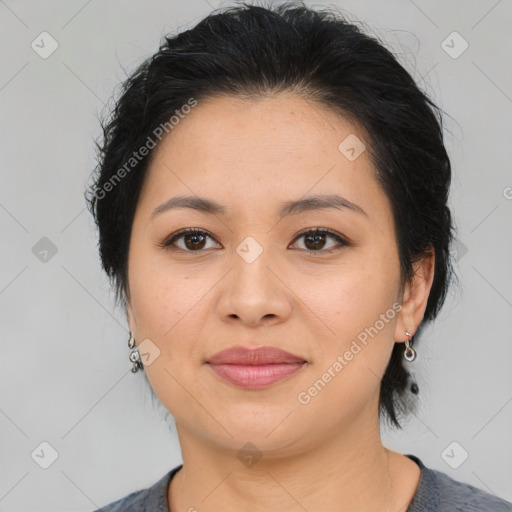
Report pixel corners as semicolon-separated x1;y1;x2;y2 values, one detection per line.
0;0;511;510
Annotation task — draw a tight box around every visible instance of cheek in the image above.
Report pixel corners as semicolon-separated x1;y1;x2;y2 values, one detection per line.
129;278;173;336
128;239;190;331
305;253;400;377
130;278;197;342
302;256;399;333
128;250;217;372
127;262;207;412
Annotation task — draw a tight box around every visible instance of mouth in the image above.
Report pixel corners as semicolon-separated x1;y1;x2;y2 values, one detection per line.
206;345;308;389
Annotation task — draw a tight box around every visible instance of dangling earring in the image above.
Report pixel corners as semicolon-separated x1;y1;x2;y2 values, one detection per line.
409;370;419;395
128;331;143;373
403;330;419;396
403;330;416;362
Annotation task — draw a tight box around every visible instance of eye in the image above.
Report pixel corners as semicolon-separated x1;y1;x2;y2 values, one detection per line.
159;228;220;252
158;227;349;254
290;228;349;254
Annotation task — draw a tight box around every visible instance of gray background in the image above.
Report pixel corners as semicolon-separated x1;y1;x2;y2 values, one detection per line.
0;0;511;510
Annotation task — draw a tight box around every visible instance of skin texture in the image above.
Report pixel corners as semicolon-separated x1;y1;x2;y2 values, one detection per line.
126;93;435;512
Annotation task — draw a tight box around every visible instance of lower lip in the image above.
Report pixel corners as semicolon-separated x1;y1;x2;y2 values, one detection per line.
207;362;306;389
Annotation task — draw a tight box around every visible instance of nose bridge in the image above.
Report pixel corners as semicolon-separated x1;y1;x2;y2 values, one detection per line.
220;234;291;324
232;234;276;298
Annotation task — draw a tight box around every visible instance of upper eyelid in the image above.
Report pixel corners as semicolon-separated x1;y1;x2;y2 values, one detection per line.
165;228;220;245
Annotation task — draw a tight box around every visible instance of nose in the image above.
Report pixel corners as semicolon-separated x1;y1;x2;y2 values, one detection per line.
216;246;292;328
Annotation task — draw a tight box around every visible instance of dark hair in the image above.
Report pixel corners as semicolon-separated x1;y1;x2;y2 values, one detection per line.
85;1;456;428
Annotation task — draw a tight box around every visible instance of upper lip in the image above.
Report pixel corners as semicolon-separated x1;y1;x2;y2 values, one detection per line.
207;346;307;365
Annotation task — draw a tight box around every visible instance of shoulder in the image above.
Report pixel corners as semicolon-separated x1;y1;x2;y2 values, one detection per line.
432;468;512;512
92;465;182;512
407;455;512;512
93;486;148;512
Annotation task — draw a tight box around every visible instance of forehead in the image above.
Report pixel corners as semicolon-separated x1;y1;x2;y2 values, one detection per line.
152;93;363;160
138;93;389;222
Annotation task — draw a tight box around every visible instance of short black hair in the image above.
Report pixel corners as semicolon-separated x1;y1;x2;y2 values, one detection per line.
85;1;456;429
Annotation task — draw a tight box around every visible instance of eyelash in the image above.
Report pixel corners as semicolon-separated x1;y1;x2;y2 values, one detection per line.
158;227;350;255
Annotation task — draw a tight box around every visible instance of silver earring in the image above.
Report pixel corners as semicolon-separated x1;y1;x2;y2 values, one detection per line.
128;331;143;373
403;330;416;362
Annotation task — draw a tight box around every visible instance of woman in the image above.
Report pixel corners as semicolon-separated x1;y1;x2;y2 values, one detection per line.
86;2;512;511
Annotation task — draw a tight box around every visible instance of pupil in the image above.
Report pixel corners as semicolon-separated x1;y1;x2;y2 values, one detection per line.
186;233;205;250
306;233;325;250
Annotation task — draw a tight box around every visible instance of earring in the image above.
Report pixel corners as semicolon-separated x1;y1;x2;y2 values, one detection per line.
128;331;143;373
403;330;416;361
403;330;419;395
409;370;419;395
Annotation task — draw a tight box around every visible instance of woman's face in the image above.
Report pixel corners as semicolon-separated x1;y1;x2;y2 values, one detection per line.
126;93;426;457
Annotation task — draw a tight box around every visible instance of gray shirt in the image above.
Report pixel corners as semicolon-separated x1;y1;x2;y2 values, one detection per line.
93;455;512;511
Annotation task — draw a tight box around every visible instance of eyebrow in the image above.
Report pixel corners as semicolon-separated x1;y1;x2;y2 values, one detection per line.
150;193;368;219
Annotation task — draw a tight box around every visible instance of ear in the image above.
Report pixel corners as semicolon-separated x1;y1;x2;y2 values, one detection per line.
394;247;435;341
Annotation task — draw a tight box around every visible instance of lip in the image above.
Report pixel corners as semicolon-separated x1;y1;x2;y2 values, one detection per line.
206;346;307;389
208;346;306;365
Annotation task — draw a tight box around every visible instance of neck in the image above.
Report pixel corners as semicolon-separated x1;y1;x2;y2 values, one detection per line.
168;409;420;511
